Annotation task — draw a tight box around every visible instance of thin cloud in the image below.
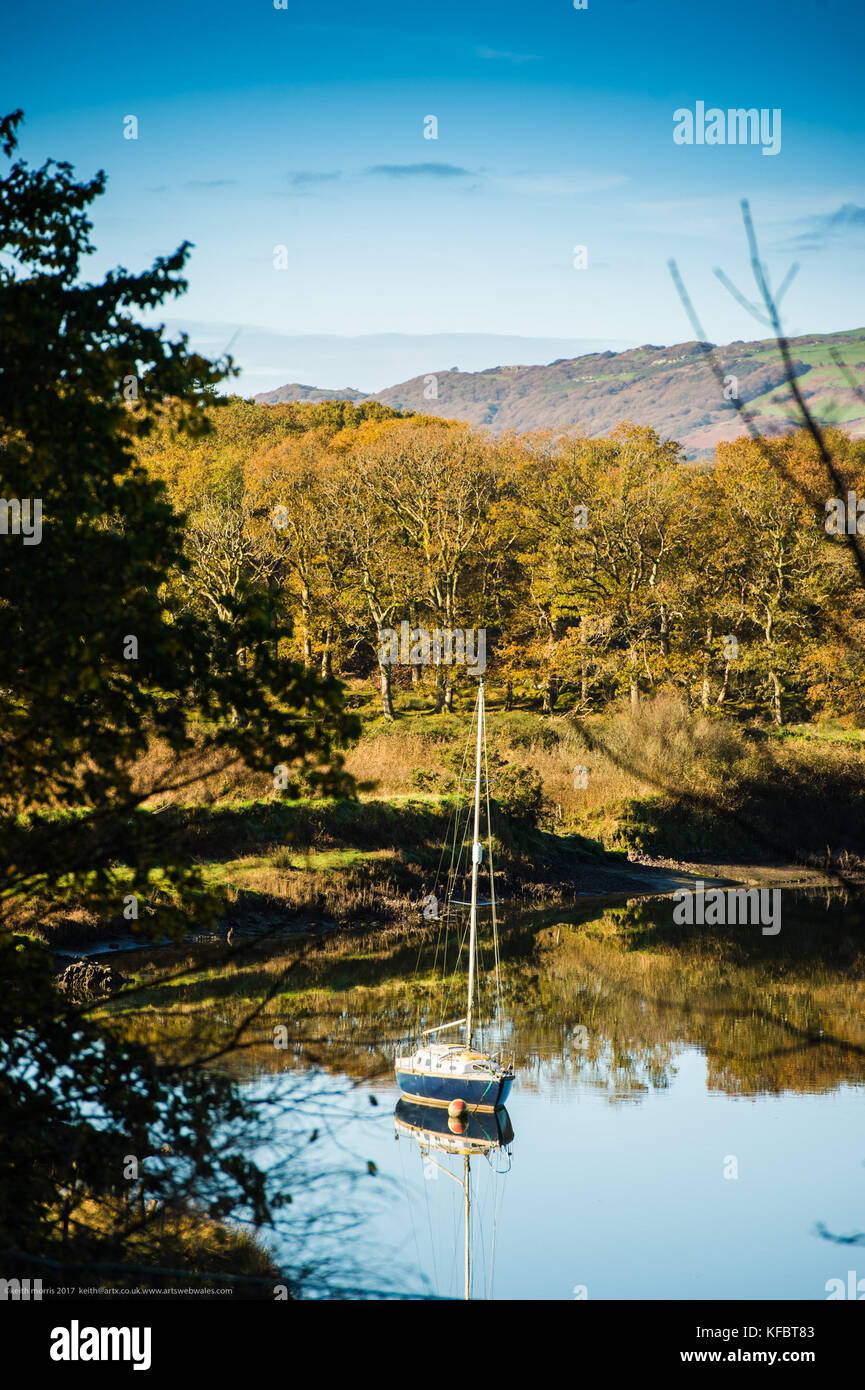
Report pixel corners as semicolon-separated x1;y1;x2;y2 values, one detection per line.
475;46;538;63
282;163;622;198
366;162;473;179
289;170;342;187
495;172;627;197
830;203;865;227
185;179;237;189
776;202;865;250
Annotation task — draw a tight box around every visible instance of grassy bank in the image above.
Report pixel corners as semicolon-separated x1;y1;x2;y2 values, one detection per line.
20;688;865;951
21;1198;283;1298
154;686;865;866
29;792;613;949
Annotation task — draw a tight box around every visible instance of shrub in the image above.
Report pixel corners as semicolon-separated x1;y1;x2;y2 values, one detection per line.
493;765;545;829
597;693;748;793
409;767;438;792
509;724;561;753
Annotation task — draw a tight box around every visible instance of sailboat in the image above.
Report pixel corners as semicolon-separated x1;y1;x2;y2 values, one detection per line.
394;680;515;1112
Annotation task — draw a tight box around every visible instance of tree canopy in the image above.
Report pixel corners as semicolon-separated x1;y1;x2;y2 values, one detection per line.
0;109;359;1285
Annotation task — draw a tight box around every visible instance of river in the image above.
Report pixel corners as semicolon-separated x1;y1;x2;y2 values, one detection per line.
106;887;865;1299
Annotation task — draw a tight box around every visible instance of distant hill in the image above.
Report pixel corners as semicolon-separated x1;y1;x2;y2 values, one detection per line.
254;382;366;405
165;323;628;397
254;328;865;458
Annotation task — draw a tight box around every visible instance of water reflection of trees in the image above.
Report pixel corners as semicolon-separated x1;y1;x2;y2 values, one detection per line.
111;890;865;1101
528;899;865;1098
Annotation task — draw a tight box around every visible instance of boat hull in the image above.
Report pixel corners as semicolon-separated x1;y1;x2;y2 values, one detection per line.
395;1068;513;1112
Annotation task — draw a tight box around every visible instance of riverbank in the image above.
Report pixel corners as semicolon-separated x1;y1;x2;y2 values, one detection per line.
17;693;865;955
35;795;712;953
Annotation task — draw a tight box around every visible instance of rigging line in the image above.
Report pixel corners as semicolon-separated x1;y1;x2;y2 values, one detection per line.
487;1154;507;1301
413;700;475;1004
439;900;473;1023
443;795;472;923
397;1136;428;1296
471;1154;498;1303
428;711;475;1003
448;1158;462;1297
446;742;475;895
438;694;483;1023
439;905;471;1024
483;699;504;1045
424;804;458;984
415;1141;442;1297
474;1173;489;1303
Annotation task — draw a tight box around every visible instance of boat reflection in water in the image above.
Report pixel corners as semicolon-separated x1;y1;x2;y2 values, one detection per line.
394;1099;514;1300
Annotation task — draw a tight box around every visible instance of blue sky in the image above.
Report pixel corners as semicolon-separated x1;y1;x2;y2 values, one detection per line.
4;0;864;388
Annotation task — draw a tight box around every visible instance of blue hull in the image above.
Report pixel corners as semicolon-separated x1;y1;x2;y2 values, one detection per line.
396;1069;513;1111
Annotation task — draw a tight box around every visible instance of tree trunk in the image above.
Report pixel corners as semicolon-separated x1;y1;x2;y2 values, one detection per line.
379;662;396;720
434;666;445;713
409;607;422;685
659;605;670;658
231;647;249;726
578;615;590;710
628;647;640;711
543;676;559;715
301;584;312;664
768;668;783;726
716;662;731;706
504;680;513;712
763;609;783;724
701;623;713;711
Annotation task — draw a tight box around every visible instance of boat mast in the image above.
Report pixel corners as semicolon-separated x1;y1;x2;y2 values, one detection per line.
465;680;484;1048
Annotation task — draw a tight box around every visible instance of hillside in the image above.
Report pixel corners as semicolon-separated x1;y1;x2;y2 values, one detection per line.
254;381;366;405
255;328;865;458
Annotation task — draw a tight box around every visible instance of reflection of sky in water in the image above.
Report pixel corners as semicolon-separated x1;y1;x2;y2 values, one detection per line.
254;1047;865;1300
132;891;863;1299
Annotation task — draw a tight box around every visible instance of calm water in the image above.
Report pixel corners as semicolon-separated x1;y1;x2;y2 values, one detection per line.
119;891;865;1299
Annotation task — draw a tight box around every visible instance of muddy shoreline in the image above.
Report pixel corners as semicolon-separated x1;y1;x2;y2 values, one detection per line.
45;855;841;961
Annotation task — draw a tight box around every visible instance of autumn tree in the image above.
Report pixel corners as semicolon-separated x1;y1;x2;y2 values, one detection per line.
713;432;862;723
354;419;505;711
0;110;358;1281
512;425;686;712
